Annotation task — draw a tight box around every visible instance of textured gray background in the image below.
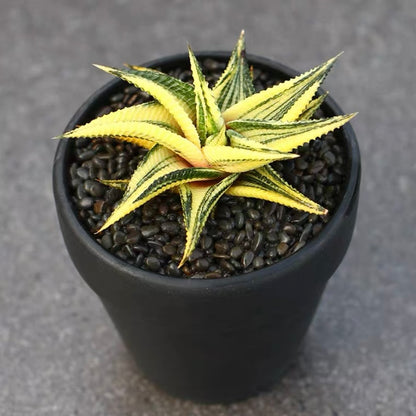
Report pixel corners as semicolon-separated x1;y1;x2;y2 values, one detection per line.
1;0;415;415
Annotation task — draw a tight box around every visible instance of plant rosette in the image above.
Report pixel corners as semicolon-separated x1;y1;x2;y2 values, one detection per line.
53;32;360;403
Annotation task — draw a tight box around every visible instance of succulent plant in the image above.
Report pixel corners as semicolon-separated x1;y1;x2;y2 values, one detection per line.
56;31;356;266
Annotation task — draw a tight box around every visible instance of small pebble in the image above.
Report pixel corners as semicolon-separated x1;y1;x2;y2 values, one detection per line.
78;150;95;161
141;225;160;238
113;231;126;245
101;234;113;250
242;250;255;268
300;223;312;242
160;221;179;235
215;241;229;254
79;197;93;209
188;249;204;262
323;151;336;166
206;272;222;279
235;212;245;229
89;181;106;198
218;219;234;231
76;167;89;180
195;258;210;272
266;247;277;258
145;256;161;272
277;242;289;256
266;231;279;243
253;256;265;269
230;246;243;259
245;222;254;240
247;209;260;220
166;262;181;277
200;235;213;250
235;230;246;245
126;231;141;244
162;244;176;256
292;241;306;253
252;232;264;253
295;158;308;170
279;232;291;244
308;160;325;174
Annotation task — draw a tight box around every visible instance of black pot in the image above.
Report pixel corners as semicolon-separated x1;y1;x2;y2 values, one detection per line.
53;52;360;404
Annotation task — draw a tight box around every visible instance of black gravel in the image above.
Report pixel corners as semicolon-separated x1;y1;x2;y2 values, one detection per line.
67;58;348;278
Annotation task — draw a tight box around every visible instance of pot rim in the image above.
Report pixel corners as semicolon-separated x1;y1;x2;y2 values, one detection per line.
53;51;360;292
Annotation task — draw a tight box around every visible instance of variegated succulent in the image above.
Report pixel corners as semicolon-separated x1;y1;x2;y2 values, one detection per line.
56;31;356;266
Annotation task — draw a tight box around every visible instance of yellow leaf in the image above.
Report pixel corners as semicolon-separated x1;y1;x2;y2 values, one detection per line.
228;114;356;152
80;101;180;131
212;30;255;111
94;64;201;147
222;54;340;122
202;145;298;173
188;46;223;141
298;92;328;120
227;165;327;215
98;146;223;232
178;173;239;266
98;179;128;191
60;120;209;167
205;124;228;146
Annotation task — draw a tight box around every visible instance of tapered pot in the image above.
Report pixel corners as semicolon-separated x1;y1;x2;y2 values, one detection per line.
53;52;360;403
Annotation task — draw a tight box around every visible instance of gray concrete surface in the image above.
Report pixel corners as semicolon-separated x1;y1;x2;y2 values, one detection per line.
1;0;415;414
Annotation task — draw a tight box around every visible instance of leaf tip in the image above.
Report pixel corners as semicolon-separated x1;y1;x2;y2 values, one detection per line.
187;44;196;59
328;51;344;65
93;64;115;74
95;220;112;234
178;256;187;268
344;112;358;123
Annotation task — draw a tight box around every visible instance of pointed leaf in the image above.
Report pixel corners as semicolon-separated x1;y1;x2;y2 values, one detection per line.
98;146;223;232
222;54;340;122
57;101;181;150
213;30;255;112
205;124;228;146
227;113;356;152
178;174;239;266
188;46;223;143
99;179;128;191
59;120;209;167
202;145;298;173
298;92;328;120
227;165;327;215
80;101;180;131
94;64;200;147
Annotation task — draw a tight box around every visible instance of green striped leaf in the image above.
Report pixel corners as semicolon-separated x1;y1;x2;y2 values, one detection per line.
99;179;128;191
77;101;180;131
202;145;298;173
222;54;340;123
205;124;228;146
226;128;273;152
298;92;328;120
213;30;255;112
98;145;223;232
227;113;356;152
227;165;327;215
59;120;209;167
188;47;223;143
178;173;239;266
94;64;200;147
